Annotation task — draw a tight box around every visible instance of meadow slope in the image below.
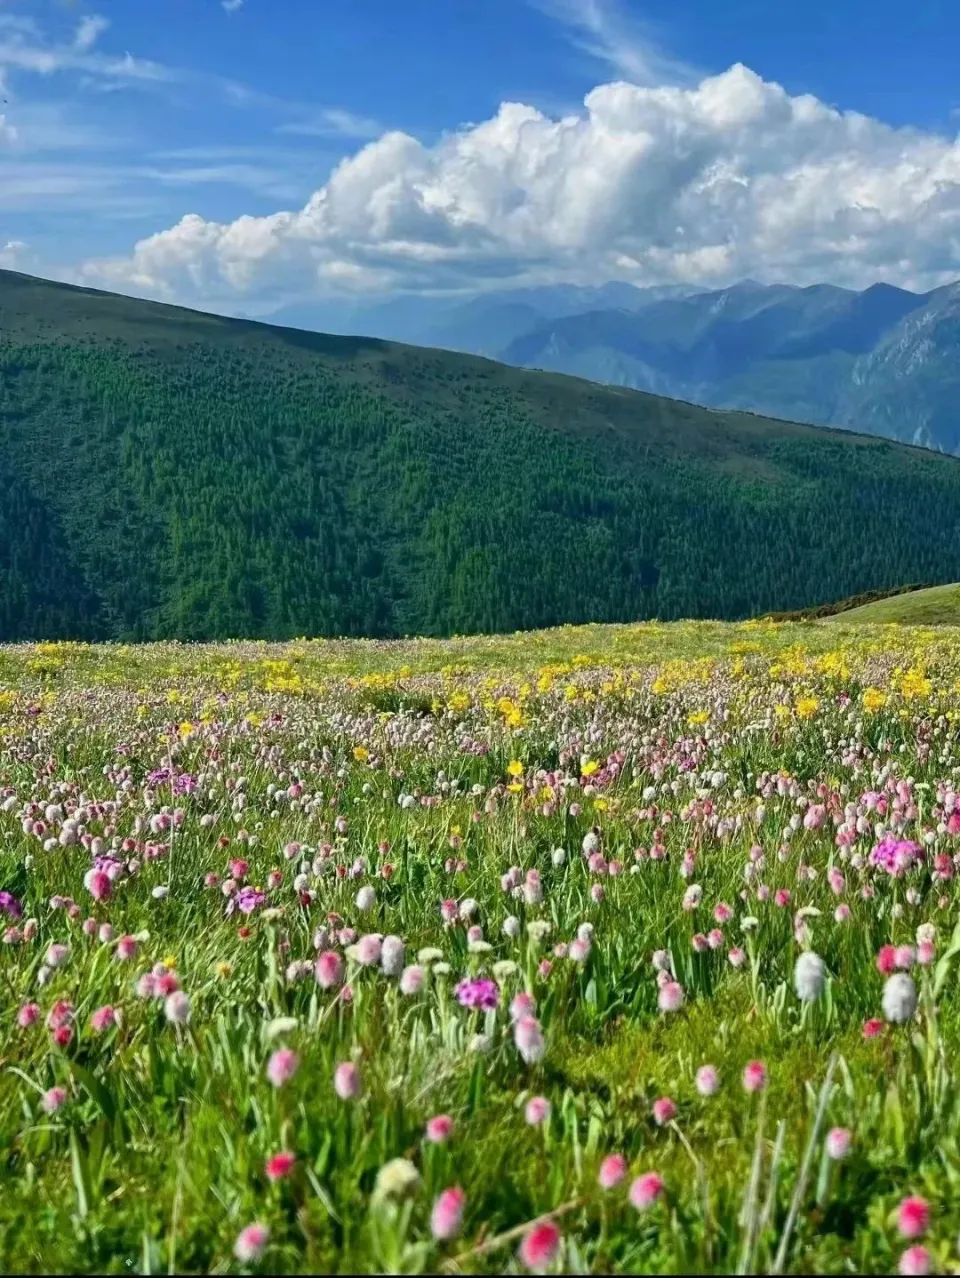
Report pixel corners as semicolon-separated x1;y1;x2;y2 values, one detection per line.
1;620;960;1273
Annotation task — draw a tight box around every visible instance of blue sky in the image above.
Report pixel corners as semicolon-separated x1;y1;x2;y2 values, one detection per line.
2;0;960;311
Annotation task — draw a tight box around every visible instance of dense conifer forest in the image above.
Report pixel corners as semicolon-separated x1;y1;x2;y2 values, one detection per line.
1;268;959;640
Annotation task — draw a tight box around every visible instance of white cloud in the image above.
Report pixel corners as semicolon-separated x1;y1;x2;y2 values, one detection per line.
531;0;695;87
74;15;110;53
0;114;16;145
222;0;244;12
77;63;960;309
278;107;386;141
0;239;29;268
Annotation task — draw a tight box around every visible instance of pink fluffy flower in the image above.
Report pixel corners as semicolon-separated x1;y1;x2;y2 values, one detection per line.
41;1085;67;1114
83;868;111;902
742;1061;768;1093
234;1222;269;1264
431;1186;466;1241
514;1016;545;1065
266;1047;300;1088
826;1127;852;1160
315;950;344;989
425;1114;454;1144
334;1060;361;1100
518;1220;561;1273
652;1097;677;1126
897;1196;930;1240
898;1245;932;1276
525;1096;551;1126
90;1005;116;1034
696;1065;720;1096
629;1171;664;1210
265;1151;296;1182
17;1002;40;1029
658;981;684;1013
876;945;897;975
115;934;139;961
598;1154;627;1189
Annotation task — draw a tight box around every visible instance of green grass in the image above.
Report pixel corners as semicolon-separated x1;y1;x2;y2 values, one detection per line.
827;582;960;624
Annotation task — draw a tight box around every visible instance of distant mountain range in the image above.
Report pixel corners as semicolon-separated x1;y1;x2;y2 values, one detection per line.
284;278;960;453
4;268;960;640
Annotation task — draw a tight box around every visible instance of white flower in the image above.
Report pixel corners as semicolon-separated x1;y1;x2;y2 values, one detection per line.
417;947;444;964
459;898;479;920
152;885;169;899
264;1016;299;1041
468;939;493;954
740;916;759;932
916;923;937;945
355;885;377;911
432;962;452;976
164;991;191;1024
882;973;918;1024
492;960;518;981
527;920;552;942
380;935;405;977
502;915;521;939
469;1033;492;1054
374;1158;421;1200
551;847;566;866
793;951;826;1002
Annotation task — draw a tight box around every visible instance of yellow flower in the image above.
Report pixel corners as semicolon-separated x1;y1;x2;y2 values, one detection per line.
795;697;819;720
162;955;177;970
582;760;599;777
862;687;888;712
215;960;232;980
507;760;524;777
178;720;195;738
353;745;369;762
688;710;710;726
593;797;609;812
507;782;524;794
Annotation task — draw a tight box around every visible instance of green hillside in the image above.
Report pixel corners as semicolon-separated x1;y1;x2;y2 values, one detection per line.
827;582;960;625
3;268;960;640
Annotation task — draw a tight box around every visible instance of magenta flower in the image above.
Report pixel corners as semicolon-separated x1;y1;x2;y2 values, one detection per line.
425;1114;454;1144
454;977;499;1010
742;1061;768;1093
897;1196;930;1240
598;1153;627;1189
234;1222;269;1263
629;1171;664;1210
431;1186;466;1241
518;1220;561;1273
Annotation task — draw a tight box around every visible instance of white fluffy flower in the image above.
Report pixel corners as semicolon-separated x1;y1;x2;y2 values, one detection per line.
355;885;376;911
882;972;918;1024
380;935;405;977
793;951;826;1002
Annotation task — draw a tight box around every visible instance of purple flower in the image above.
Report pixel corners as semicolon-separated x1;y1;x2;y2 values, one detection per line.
454;977;500;1010
174;774;197;795
0;891;22;920
869;837;921;877
230;885;267;916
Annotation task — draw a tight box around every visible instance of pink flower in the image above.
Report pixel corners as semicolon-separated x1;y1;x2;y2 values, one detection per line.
234;1222;269;1263
116;934;138;961
742;1061;767;1093
265;1151;296;1182
354;933;382;966
876;945;897;975
895;945;916;970
334;1060;361;1100
525;1096;551;1126
83;868;111;901
425;1114;454;1144
863;1018;885;1039
917;940;936;966
897;1196;930;1240
90;1005;116;1033
431;1186;466;1241
898;1245;932;1276
514;1016;545;1065
266;1047;300;1088
518;1220;561;1273
510;992;537;1021
826;1127;852;1160
713;902;733;923
598;1154;627;1189
696;1065;720;1096
53;1025;73;1048
46;1000;73;1031
629;1171;664;1210
658;981;684;1013
17;1002;40;1029
400;964;424;995
652;1096;677;1126
41;1086;67;1114
315;950;344;989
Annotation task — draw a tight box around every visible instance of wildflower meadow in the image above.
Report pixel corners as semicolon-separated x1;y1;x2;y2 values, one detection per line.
4;619;960;1274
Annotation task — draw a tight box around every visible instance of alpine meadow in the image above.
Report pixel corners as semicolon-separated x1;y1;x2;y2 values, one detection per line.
8;0;960;1275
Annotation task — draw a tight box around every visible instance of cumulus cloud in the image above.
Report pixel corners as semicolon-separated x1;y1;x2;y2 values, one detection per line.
74;15;110;53
77;63;960;310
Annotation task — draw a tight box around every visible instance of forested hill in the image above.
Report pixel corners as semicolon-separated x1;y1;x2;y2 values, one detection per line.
2;267;960;641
